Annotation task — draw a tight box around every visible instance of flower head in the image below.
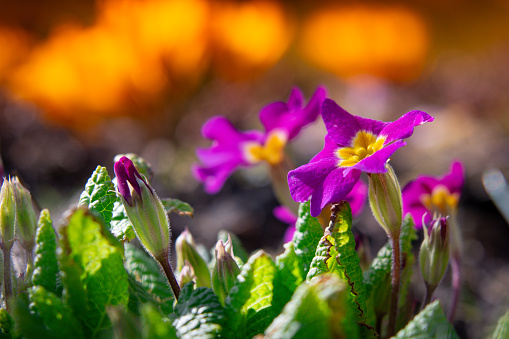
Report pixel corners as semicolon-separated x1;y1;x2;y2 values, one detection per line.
276;179;368;242
402;161;464;228
288;99;433;217
193;86;326;194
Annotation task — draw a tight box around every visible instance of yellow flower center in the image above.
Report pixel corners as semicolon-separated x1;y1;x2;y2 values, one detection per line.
337;131;385;167
420;185;460;215
244;129;287;165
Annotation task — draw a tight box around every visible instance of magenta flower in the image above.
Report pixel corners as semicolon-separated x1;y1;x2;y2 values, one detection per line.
402;161;464;229
193;86;326;193
276;179;368;242
288;99;433;217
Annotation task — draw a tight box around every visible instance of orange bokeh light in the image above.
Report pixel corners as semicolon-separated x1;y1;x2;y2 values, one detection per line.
209;0;293;79
300;5;429;82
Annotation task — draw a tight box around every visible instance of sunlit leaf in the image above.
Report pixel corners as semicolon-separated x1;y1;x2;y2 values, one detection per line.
78;166;116;228
161;198;194;218
293;201;324;276
32;209;59;295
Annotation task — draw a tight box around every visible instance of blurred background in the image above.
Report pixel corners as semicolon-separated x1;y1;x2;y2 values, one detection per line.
1;0;509;337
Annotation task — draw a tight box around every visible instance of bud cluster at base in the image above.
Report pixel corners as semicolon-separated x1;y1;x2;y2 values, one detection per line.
212;236;241;304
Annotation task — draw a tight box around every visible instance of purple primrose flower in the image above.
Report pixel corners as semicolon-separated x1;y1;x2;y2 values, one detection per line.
276;179;368;242
402;161;464;229
288;99;433;217
114;156;152;206
193;86;326;193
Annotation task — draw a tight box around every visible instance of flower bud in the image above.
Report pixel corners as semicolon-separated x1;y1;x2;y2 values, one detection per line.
368;164;403;239
175;228;211;287
212;237;240;304
420;217;449;291
0;179;16;250
114;156;170;260
179;260;196;287
11;177;38;253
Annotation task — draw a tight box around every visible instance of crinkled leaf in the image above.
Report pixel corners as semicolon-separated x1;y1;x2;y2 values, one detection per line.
173;283;224;339
307;202;367;325
140;303;178;339
225;250;278;338
111;201;137;242
393;300;458;338
272;242;305;315
11;294;54;339
493;310;509;339
78;166;116;228
59;208;129;336
217;230;249;264
161;198;194;218
124;244;174;315
28;286;84;339
293;201;324;276
266;274;355;339
32;209;59;295
0;309;14;337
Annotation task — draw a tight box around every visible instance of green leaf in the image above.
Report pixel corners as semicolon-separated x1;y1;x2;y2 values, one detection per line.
493;310;509;339
78;166;116;228
306;202;367;324
0;309;15;337
111;201;137;242
59;208;129;336
11;294;54;339
28;286;84;339
32;209;59;295
173;283;225;339
161;198;194;218
217;230;249;264
107;306;141;339
140;304;178;339
393;300;459;339
272;242;305;315
225;250;278;338
266;274;356;339
293;201;324;276
124;243;174;315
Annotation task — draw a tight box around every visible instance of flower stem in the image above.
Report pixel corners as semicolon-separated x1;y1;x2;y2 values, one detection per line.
157;253;181;301
422;282;435;310
2;245;12;309
387;235;401;337
448;254;461;322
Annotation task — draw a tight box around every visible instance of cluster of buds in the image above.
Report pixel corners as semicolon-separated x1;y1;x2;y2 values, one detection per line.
420;217;450;299
212;236;240;304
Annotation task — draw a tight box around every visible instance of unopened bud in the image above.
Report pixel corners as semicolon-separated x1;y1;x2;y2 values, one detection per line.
0;179;16;250
212;237;240;304
179;260;196;287
11;177;38;253
368;164;403;239
420;217;449;291
175;228;210;287
114;156;170;260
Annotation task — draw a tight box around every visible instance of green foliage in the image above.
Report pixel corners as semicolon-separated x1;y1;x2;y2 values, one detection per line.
161;198;194;218
124;243;174;315
293;201;324;276
140;304;178;339
173;283;225;339
493;310;509;339
393;301;458;338
0;309;14;338
32;209;59;295
307;202;367;325
225;250;278;338
78;166;116;228
58;208;129;336
111;201;137;242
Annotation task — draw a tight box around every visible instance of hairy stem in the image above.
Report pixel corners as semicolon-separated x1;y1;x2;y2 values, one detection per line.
157;254;181;301
387;235;401;337
2;246;12;309
448;254;461;322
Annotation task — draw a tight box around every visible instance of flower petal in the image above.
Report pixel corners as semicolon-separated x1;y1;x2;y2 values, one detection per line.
310;135;340;163
379;110;433;145
322;99;389;147
347;140;406;174
288;158;361;217
259;86;326;140
441;160;464;194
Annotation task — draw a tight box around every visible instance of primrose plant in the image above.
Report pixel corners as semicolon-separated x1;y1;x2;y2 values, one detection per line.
0;87;507;339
